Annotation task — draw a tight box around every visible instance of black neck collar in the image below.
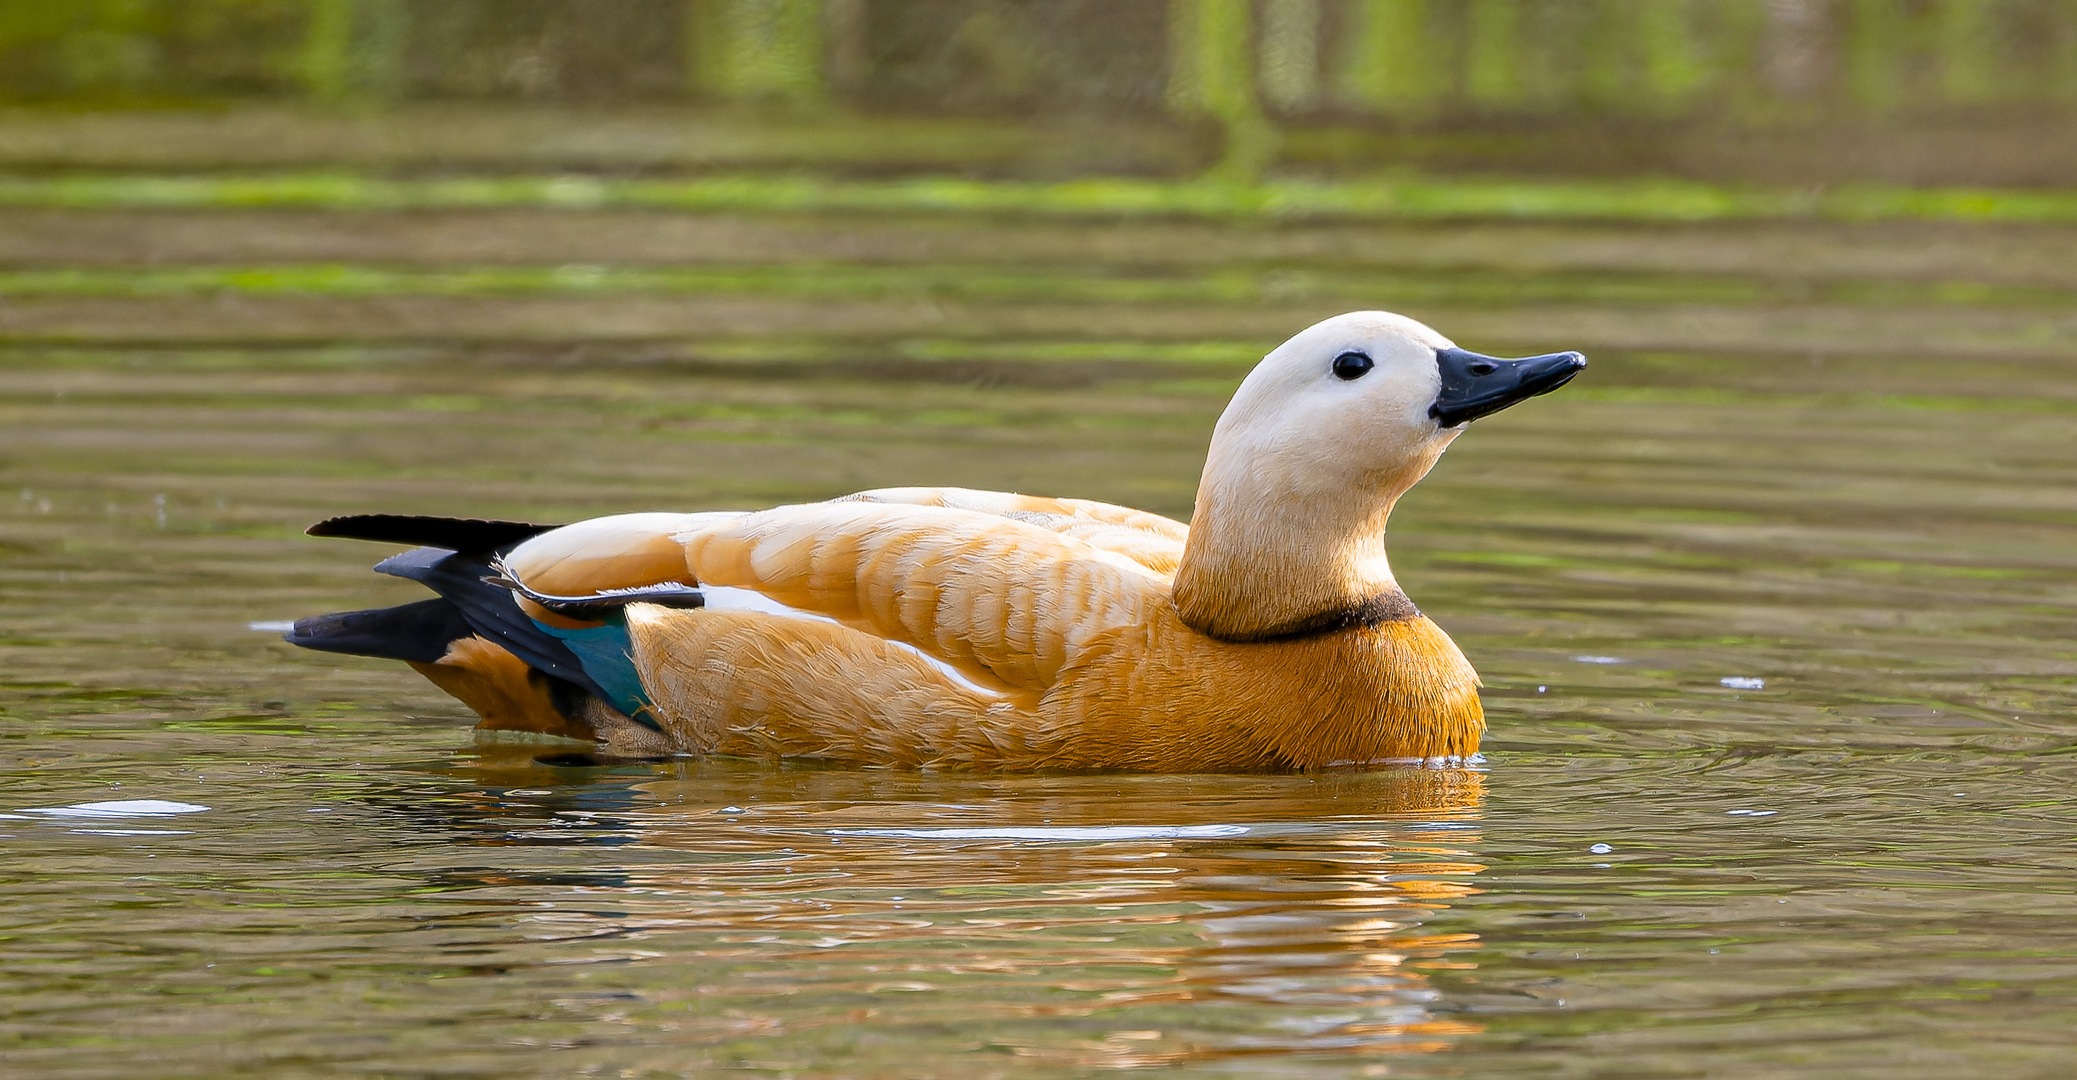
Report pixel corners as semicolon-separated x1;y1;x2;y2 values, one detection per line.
1215;588;1421;644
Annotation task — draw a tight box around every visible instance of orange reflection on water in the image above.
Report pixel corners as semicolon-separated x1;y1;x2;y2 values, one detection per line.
440;759;1494;1066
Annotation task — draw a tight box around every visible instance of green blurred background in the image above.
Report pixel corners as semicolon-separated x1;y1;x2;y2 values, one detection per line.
3;0;2074;192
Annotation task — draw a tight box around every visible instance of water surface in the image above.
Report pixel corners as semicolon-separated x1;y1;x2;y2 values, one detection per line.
3;204;2076;1077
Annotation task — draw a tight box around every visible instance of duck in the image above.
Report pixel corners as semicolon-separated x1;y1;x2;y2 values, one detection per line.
287;311;1583;772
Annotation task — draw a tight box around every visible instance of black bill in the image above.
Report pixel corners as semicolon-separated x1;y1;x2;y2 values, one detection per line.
1430;347;1587;428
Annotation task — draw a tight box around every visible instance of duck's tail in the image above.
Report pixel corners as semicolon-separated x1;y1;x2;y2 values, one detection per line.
285;559;601;742
286;595;593;740
288;514;699;755
289;514;614;741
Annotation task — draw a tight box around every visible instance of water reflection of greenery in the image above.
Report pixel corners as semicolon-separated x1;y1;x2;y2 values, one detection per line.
10;172;2077;224
5;258;2071;309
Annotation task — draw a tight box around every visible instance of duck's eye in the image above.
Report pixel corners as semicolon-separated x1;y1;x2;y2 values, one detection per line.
1331;351;1374;380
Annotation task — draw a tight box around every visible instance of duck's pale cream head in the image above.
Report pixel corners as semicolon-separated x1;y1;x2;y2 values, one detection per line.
1174;311;1585;641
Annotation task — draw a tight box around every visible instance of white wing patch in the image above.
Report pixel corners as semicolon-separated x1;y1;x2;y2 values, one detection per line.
698;585;837;622
698;585;1009;699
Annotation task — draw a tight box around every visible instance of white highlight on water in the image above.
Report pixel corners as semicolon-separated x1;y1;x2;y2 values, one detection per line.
248;620;297;632
1720;676;1765;690
1572;655;1624;664
20;800;210;817
1351;753;1485;768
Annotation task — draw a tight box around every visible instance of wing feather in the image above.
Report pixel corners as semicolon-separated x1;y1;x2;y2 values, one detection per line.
838;487;1187;574
673;501;1168;692
496;491;1182;698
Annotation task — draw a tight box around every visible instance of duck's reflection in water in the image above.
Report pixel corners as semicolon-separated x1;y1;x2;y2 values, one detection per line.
439;756;1487;1068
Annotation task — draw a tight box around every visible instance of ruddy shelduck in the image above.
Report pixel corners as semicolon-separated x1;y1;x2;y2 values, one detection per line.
289;311;1584;771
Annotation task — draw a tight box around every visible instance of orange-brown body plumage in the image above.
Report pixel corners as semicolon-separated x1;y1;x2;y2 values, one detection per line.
601;499;1484;771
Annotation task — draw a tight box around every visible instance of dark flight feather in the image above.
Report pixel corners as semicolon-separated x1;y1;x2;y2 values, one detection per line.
306;514;563;555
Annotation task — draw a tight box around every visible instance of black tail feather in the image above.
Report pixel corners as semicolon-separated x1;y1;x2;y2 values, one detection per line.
286;598;473;664
307;514;562;556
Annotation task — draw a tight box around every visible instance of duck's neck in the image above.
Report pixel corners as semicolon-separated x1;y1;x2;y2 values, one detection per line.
1172;444;1444;642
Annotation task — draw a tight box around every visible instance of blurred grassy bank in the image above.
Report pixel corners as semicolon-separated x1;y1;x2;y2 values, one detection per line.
4;0;2077;188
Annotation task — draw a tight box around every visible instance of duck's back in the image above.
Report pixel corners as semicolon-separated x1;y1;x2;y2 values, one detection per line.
502;488;1187;689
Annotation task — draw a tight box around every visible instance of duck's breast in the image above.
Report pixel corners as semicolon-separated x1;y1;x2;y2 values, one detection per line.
1044;610;1484;771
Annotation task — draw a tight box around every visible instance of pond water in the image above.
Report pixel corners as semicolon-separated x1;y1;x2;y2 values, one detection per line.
4;203;2076;1077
